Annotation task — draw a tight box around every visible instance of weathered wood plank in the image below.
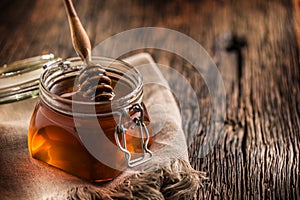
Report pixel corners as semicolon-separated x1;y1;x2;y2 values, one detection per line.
293;0;300;53
185;0;300;199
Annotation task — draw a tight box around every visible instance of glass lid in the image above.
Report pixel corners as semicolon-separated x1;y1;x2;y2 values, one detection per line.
0;54;58;104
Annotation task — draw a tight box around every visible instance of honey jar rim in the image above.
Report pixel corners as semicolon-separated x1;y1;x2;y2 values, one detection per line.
39;56;144;115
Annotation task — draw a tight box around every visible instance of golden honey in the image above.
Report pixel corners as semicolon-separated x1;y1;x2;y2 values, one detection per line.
28;57;152;182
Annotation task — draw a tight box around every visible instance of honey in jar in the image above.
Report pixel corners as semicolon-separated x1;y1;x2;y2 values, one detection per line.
28;57;152;182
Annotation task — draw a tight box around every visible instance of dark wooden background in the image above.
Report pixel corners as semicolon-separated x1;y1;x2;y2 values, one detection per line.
1;0;300;199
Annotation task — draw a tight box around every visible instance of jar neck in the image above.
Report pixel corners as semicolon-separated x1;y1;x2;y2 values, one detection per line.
39;57;143;116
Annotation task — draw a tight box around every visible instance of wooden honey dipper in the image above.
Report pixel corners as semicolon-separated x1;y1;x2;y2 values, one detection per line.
63;0;114;101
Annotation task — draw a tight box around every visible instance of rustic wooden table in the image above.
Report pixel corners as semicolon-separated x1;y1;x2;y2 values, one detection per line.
1;0;300;199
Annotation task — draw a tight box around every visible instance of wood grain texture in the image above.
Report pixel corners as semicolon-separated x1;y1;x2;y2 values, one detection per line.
0;0;300;199
294;0;300;51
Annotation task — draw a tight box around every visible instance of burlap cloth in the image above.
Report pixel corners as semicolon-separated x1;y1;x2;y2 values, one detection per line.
0;53;205;200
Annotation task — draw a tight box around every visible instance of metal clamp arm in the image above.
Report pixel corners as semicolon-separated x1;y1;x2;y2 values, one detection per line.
114;103;153;168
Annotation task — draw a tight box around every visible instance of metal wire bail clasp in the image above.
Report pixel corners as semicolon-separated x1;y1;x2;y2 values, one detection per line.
114;103;153;168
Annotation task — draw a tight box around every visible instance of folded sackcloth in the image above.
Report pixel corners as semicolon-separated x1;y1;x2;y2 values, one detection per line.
0;53;206;200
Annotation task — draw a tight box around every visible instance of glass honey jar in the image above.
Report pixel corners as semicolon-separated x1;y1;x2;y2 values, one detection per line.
28;57;152;182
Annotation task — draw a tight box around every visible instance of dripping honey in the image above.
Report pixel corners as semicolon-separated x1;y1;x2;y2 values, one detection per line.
28;74;152;182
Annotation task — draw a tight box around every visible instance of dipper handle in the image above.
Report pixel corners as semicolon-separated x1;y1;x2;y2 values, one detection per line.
63;0;92;63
